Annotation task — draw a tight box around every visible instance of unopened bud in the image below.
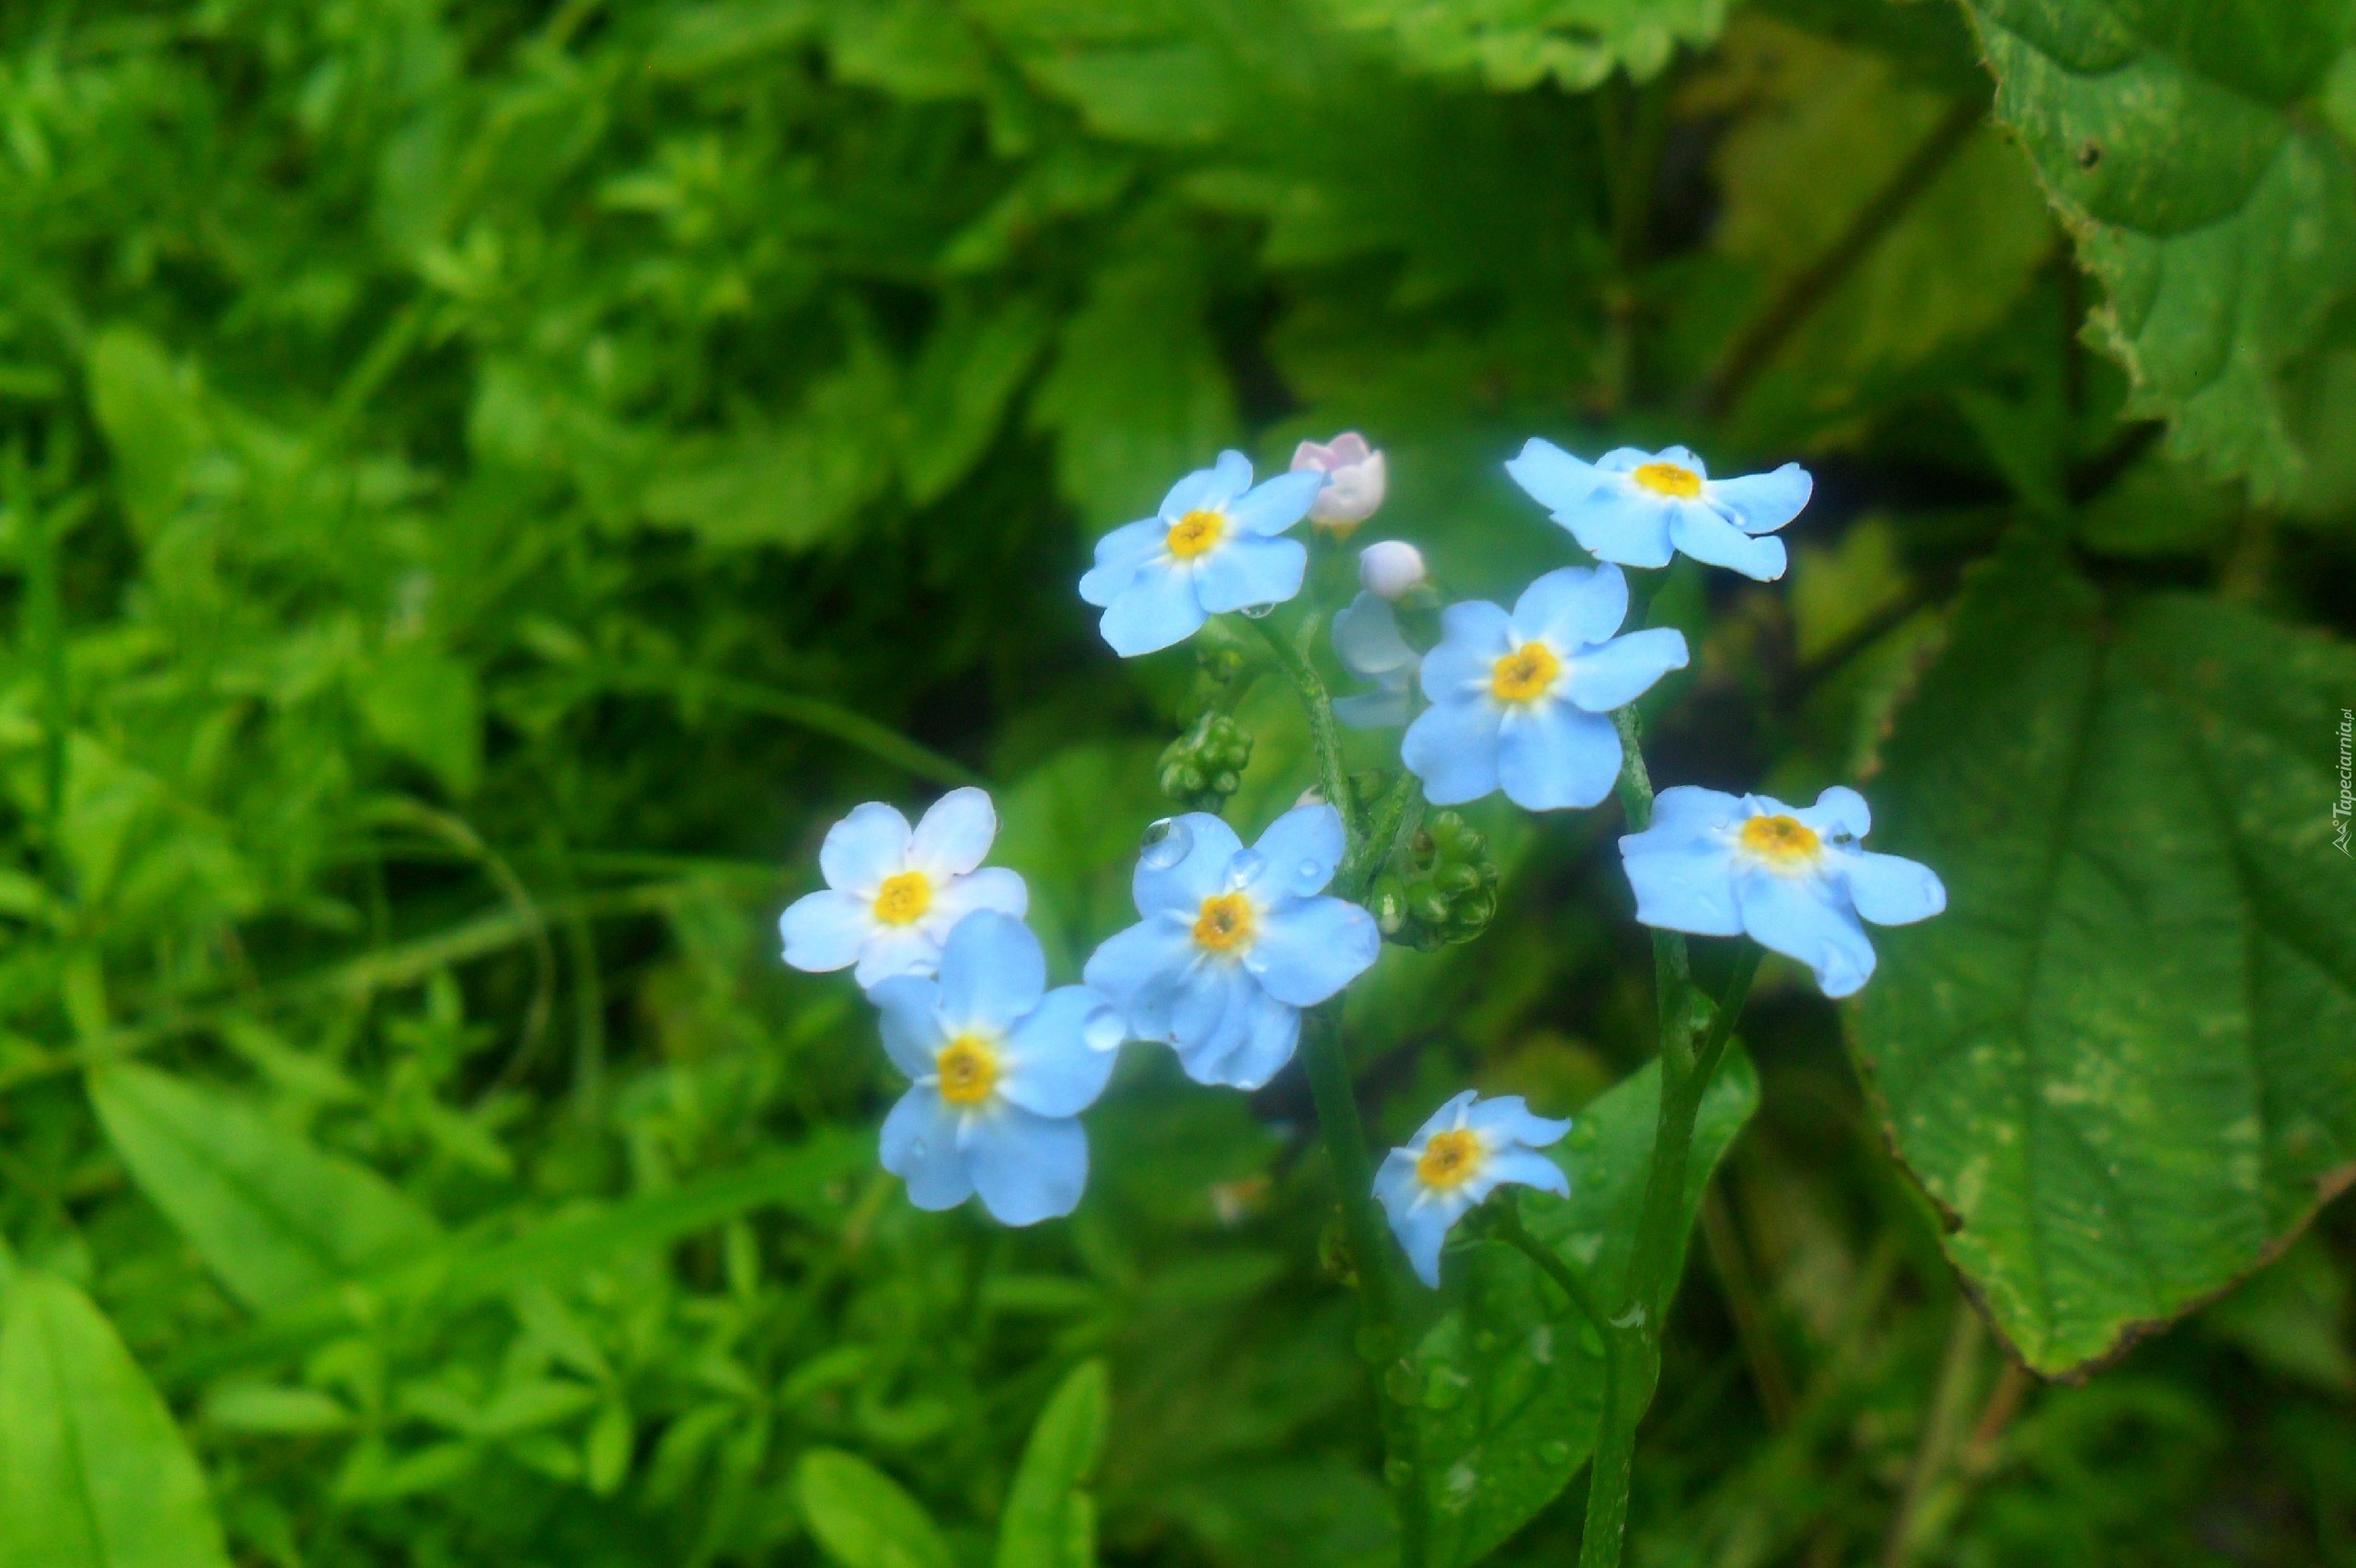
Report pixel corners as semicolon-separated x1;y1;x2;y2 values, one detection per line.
1292;432;1388;534
1358;539;1426;600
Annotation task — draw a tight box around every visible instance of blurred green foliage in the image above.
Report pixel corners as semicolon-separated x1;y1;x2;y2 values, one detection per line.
0;0;2352;1565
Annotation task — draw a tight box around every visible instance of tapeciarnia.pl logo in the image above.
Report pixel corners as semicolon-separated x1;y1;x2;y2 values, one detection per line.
2336;708;2352;857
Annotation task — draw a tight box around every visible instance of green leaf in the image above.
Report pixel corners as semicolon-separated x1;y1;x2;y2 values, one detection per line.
1330;0;1728;91
0;1272;234;1568
1961;0;2356;498
1853;533;2356;1376
88;1062;443;1312
996;1359;1109;1568
352;643;483;799
1415;1047;1761;1567
903;295;1053;506
795;1447;955;1568
1029;245;1238;528
86;327;205;540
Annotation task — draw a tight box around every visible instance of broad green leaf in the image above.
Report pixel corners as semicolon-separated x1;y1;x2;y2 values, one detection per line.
1415;1047;1761;1567
0;1272;233;1568
1704;18;2050;429
1961;0;2356;498
1029;245;1238;527
1329;0;1727;90
87;327;204;539
795;1447;955;1568
1853;534;2356;1375
902;295;1053;506
996;1359;1109;1568
89;1062;442;1311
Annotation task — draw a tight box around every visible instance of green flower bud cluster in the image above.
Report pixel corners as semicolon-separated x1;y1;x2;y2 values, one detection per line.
1368;810;1498;950
1158;710;1254;813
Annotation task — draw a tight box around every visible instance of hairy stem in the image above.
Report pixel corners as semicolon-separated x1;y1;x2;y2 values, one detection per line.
1252;614;1355;837
1581;709;1767;1568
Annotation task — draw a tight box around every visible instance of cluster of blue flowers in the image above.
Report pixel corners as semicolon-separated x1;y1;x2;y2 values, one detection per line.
780;433;1944;1288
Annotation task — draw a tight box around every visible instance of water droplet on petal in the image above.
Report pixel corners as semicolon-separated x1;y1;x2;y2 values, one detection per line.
1240;602;1276;619
1139;817;1193;870
908;1139;929;1159
1229;847;1265;884
1292;856;1329;894
1083;1007;1127;1054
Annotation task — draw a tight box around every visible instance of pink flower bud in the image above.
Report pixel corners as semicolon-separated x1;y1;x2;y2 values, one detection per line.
1291;432;1388;534
1358;539;1426;600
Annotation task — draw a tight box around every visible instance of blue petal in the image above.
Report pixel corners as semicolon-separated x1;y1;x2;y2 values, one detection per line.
1402;697;1502;805
936;910;1045;1034
966;1108;1088;1226
1100;560;1208;656
1594;447;1652;473
1654;444;1709;478
1504;438;1601;513
1194;534;1307;615
1640;786;1745;846
780;889;871;973
1480;1146;1570;1200
1377;1169;1468;1289
1419;600;1512;701
1165;964;1262;1086
1408;1090;1480;1146
1562;484;1677;570
1736;871;1877;997
1080;517;1171;606
1161;452;1253;519
1464;1095;1573;1149
1496;701;1622;811
1511;562;1628;649
1621;837;1742;936
999;986;1123;1117
1196;984;1300;1090
1839;850;1946;927
1134;813;1242;916
1227;469;1325;536
908;788;998;876
820;801;912;894
1334;593;1416;677
881;1090;973;1211
1562;627;1689;713
1669;502;1786;581
1245;805;1347;899
1708;463;1812;536
1247;895;1379;1007
1796;786;1871;840
1335;686;1413;731
852;924;941;988
1083;916;1195;1013
923;866;1029;936
870;974;946;1078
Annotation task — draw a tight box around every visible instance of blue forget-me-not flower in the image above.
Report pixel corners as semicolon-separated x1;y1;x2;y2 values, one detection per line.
1619;785;1946;998
1079;451;1327;657
780;787;1028;988
1084;804;1380;1090
1507;439;1812;582
1333;591;1418;729
870;911;1126;1225
1401;562;1687;812
1376;1091;1572;1287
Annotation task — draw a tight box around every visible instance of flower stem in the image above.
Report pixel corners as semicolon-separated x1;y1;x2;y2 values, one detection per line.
1300;1002;1429;1567
1580;707;1766;1568
1250;615;1355;837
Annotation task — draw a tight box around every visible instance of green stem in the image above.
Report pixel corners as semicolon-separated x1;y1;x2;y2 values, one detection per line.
1340;769;1421;903
1250;615;1354;837
1580;708;1767;1568
1300;1002;1428;1566
1496;1204;1617;1412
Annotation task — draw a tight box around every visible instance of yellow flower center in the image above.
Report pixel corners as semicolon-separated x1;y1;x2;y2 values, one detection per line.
1416;1128;1484;1190
1739;813;1823;869
1632;461;1703;499
935;1034;1000;1107
1165;508;1227;559
1193;891;1256;953
1490;642;1562;704
872;870;932;926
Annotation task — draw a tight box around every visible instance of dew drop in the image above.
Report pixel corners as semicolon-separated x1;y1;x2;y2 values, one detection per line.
1139;817;1193;870
1083;1007;1127;1054
1240;602;1276;619
1539;1439;1572;1466
1421;1366;1471;1411
908;1139;930;1159
1230;847;1265;883
1291;856;1330;894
